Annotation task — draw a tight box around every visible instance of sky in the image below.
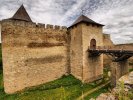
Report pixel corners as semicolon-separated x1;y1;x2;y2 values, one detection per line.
0;0;133;44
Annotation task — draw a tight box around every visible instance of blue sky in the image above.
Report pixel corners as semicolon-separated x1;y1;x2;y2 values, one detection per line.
0;0;133;44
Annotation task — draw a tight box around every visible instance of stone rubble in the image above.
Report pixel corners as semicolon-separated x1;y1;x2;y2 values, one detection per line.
92;71;133;100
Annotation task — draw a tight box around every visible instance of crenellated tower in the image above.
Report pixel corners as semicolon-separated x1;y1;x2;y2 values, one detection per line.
69;15;104;82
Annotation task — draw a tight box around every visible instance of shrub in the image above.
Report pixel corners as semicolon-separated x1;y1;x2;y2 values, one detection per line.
115;81;133;100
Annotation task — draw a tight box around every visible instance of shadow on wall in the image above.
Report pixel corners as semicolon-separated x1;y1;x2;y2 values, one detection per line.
28;42;64;48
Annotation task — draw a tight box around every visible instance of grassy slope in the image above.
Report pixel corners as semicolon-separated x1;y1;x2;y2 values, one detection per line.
84;84;110;100
0;70;109;100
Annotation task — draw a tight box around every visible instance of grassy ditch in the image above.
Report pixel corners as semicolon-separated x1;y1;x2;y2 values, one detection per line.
0;70;110;100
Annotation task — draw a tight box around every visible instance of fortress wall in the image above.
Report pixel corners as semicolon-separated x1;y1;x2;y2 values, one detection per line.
82;24;103;82
115;44;133;51
1;20;69;94
103;34;114;46
102;34;133;69
115;44;133;69
103;34;114;66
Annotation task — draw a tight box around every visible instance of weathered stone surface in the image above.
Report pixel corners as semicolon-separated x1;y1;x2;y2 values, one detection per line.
82;24;104;83
129;71;133;82
69;24;83;80
69;23;104;82
118;71;133;90
1;20;69;94
103;34;114;66
96;93;115;100
111;60;129;87
119;71;133;84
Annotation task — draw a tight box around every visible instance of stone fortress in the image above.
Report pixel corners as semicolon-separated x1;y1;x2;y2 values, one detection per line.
0;5;126;94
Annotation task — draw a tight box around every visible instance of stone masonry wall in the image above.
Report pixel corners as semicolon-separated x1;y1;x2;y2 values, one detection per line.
1;20;69;94
115;44;133;69
69;24;83;80
103;34;114;66
82;23;103;83
111;60;129;86
69;23;104;83
103;34;114;46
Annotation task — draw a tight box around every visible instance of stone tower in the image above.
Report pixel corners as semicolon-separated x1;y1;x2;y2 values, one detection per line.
69;15;104;83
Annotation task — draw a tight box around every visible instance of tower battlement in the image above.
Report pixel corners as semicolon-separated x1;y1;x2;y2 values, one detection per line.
1;19;67;32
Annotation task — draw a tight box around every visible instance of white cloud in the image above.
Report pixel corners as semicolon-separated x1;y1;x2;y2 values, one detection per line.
0;0;133;44
88;0;133;44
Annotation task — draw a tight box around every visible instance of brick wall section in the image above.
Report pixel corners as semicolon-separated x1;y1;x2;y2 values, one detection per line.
1;20;69;94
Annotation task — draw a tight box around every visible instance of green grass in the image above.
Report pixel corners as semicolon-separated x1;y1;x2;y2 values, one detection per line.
84;84;111;100
129;68;133;72
0;70;110;100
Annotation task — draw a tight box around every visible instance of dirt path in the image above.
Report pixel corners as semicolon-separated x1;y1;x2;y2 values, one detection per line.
76;81;111;100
